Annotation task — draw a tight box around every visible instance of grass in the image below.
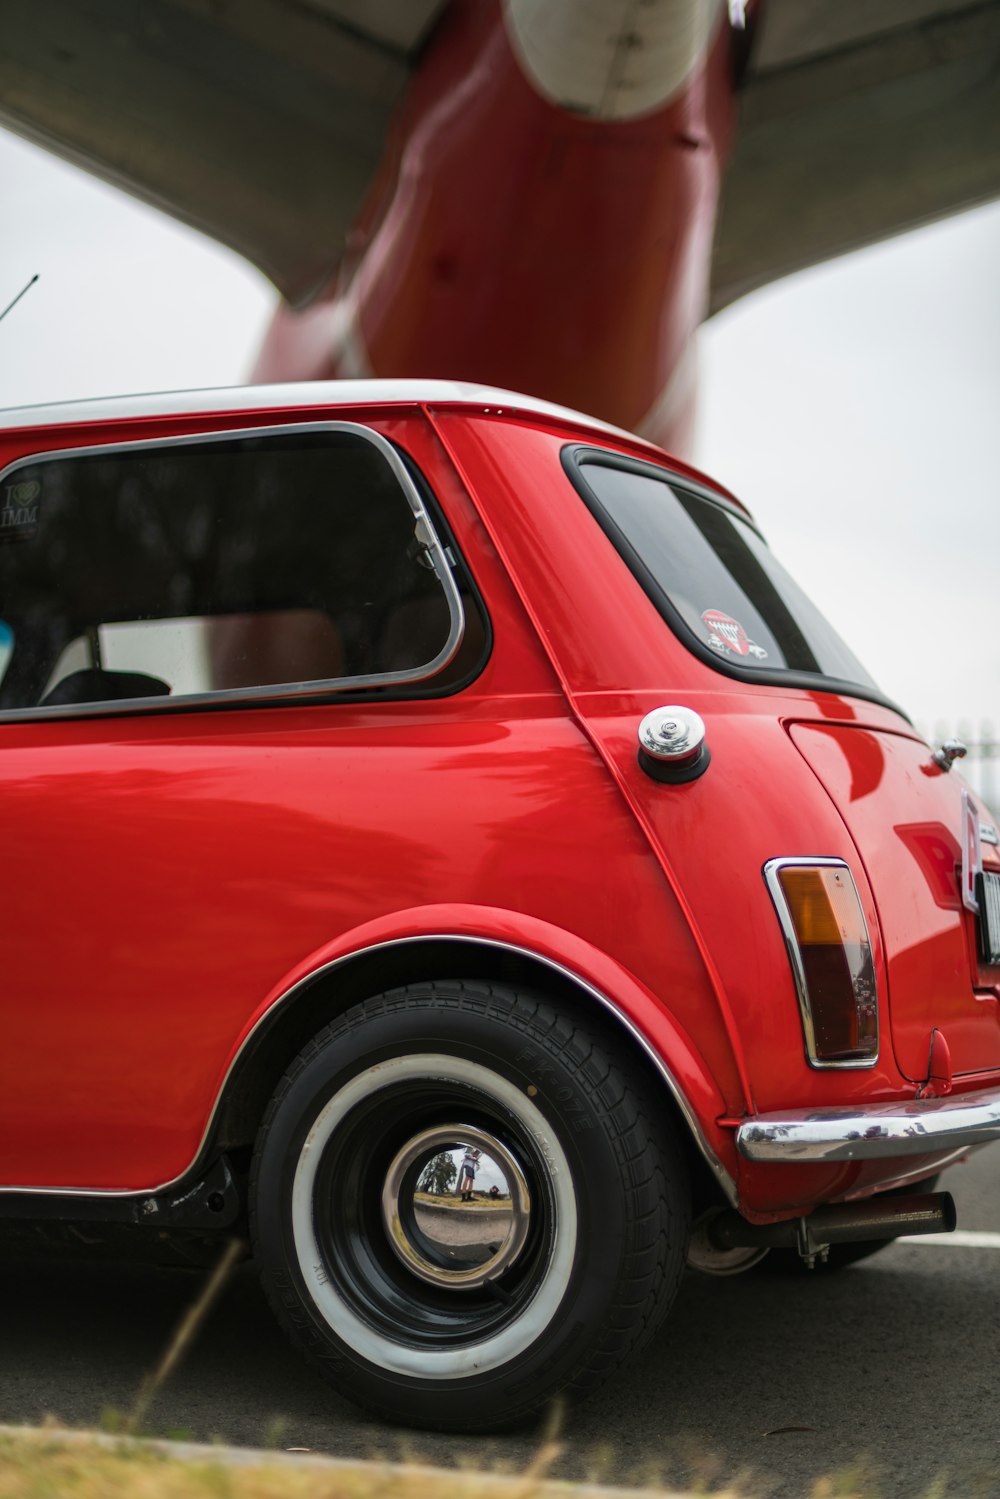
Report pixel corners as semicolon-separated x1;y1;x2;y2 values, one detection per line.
0;1428;696;1499
413;1193;510;1209
0;1241;963;1499
0;1429;969;1499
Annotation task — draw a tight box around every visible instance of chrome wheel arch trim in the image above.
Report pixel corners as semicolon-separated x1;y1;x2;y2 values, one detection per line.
0;933;737;1204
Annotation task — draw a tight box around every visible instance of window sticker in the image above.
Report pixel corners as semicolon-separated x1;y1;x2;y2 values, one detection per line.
701;608;768;660
0;477;40;544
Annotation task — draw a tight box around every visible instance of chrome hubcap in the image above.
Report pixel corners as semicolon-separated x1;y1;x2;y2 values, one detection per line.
380;1124;532;1290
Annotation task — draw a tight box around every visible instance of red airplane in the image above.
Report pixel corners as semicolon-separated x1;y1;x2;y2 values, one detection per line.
1;0;997;454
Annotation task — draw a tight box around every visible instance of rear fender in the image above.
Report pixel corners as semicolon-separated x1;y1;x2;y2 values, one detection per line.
208;903;740;1204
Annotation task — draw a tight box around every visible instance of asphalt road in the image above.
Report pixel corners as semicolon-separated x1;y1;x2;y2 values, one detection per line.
2;1148;998;1498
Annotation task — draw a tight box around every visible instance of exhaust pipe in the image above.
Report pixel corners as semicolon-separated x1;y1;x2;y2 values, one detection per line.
709;1191;956;1255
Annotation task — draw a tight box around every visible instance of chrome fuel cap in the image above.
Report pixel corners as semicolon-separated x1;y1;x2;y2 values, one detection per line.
637;706;710;783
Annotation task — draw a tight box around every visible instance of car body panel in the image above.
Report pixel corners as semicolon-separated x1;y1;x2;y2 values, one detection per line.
789;721;1000;1081
1;382;998;1226
0;700;718;1191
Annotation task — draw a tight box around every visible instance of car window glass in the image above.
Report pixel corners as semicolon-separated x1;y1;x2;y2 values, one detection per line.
576;458;877;690
43;610;345;698
0;427;470;713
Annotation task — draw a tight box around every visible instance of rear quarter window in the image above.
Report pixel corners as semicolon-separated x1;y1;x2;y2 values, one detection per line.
565;448;882;700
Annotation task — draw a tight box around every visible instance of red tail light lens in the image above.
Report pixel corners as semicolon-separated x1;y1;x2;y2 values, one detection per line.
764;859;879;1068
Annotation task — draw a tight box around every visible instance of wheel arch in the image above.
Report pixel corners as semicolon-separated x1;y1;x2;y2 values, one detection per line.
207;931;737;1207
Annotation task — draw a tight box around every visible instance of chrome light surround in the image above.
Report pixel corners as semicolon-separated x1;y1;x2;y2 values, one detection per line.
764;857;879;1071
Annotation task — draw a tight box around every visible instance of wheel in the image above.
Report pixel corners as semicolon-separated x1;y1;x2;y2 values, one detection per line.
758;1175;942;1275
250;980;689;1431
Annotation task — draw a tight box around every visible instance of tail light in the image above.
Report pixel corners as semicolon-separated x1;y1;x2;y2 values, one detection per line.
764;858;879;1068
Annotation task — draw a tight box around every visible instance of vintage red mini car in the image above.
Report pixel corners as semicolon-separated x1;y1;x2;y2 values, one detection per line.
2;381;999;1430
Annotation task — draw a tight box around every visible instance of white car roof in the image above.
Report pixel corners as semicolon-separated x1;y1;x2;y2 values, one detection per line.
0;378;642;444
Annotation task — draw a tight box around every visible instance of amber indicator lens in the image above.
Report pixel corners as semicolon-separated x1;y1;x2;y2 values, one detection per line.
775;865;878;1065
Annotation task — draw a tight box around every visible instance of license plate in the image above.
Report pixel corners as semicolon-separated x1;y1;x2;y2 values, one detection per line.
977;870;1000;965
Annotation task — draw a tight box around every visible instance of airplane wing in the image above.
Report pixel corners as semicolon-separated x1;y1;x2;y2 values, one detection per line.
711;0;1000;310
0;0;449;304
0;0;997;311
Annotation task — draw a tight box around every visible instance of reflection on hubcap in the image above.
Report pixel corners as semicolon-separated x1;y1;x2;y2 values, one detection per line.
381;1124;532;1289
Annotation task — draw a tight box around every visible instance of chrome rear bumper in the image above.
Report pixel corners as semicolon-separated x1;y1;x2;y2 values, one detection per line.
736;1085;1000;1163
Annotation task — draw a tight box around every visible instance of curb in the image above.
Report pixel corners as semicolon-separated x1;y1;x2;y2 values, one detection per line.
0;1424;716;1498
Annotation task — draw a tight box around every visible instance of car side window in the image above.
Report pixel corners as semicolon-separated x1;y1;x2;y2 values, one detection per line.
567;449;878;694
0;424;479;716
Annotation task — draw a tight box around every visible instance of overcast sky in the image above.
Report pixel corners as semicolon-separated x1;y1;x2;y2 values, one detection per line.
1;127;997;760
697;200;1000;755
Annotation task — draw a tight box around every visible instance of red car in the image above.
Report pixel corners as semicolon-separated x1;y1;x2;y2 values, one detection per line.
1;382;998;1430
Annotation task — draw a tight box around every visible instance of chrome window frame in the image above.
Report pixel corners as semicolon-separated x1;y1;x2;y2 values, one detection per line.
0;421;465;722
763;856;880;1071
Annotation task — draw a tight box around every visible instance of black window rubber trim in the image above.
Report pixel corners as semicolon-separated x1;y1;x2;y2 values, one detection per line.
561;444;911;723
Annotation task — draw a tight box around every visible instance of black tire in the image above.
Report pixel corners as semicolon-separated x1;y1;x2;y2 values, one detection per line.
250;980;689;1431
759;1175;942;1275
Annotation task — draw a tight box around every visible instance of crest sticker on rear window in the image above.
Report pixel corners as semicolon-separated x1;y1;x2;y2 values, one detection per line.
0;478;40;544
702;609;768;660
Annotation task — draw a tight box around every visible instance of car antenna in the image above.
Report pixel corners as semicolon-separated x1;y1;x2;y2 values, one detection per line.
0;273;39;326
